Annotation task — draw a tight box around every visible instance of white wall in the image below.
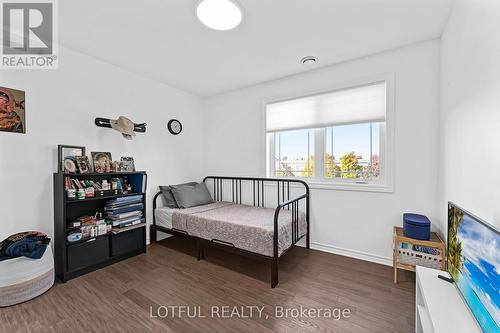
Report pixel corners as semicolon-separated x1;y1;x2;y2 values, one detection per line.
0;46;204;242
202;40;441;264
439;0;500;231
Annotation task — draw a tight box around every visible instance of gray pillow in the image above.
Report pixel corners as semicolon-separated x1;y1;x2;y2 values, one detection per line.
170;182;214;208
160;182;197;208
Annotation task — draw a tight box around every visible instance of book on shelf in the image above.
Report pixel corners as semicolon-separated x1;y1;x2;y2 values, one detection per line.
107;210;142;220
105;199;142;205
111;221;146;234
113;194;143;202
105;205;144;215
104;195;143;208
105;201;143;209
119;218;143;228
109;215;143;227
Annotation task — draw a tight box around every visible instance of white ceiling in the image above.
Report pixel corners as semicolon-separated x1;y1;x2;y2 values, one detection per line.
60;0;455;97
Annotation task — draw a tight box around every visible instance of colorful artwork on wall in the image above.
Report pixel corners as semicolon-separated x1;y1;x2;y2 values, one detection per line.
0;86;26;134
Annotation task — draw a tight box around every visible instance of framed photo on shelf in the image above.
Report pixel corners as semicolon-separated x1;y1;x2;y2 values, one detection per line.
76;156;91;173
111;161;120;173
120;156;135;172
58;145;85;173
91;152;112;173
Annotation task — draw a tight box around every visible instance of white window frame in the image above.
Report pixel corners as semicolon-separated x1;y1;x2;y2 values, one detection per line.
264;74;395;193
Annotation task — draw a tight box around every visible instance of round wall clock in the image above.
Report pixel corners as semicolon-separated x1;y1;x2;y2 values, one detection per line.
167;119;182;135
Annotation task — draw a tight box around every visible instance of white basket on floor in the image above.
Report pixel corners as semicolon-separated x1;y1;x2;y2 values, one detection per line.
398;248;443;270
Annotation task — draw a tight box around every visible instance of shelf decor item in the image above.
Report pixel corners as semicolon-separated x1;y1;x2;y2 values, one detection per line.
58;145;86;173
63;158;77;173
91;152;112;173
76;156;90;173
120;157;135;172
392;226;445;283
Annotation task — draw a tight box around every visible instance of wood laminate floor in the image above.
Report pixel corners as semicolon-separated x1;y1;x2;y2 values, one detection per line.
1;237;416;332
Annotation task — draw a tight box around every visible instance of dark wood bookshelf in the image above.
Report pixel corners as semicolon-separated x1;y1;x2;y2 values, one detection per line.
53;171;147;282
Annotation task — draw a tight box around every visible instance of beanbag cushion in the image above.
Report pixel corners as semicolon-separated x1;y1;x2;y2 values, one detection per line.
0;246;54;307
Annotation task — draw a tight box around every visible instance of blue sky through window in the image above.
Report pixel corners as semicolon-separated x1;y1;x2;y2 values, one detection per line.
276;123;380;161
276;129;312;161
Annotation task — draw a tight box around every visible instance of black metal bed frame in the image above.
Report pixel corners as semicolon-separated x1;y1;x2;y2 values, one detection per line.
150;176;310;288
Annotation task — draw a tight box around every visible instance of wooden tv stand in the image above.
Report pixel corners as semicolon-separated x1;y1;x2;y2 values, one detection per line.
416;266;480;333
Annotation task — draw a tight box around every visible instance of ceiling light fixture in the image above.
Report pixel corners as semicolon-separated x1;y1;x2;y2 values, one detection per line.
301;56;318;66
196;0;242;31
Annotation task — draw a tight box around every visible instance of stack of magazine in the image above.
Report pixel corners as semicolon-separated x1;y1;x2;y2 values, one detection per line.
105;195;144;232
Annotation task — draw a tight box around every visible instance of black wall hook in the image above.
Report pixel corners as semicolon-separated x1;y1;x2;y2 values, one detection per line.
94;117;147;133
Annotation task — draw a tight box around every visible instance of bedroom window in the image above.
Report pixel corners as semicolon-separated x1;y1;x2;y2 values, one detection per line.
266;78;394;191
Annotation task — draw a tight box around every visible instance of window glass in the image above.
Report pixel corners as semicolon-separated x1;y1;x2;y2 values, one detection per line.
325;123;380;180
274;129;314;177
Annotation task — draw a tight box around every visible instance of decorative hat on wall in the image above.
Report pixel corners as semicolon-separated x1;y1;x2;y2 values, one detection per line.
110;116;136;140
94;116;146;139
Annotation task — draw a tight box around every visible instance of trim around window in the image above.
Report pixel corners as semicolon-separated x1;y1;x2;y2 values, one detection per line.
263;73;395;193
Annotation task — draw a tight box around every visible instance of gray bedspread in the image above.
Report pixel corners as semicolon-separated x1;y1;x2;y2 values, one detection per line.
171;202;306;257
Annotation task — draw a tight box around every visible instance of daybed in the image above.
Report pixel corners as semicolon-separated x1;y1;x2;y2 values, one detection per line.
151;176;310;288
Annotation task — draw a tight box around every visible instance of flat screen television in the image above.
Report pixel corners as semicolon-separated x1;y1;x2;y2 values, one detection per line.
447;202;499;333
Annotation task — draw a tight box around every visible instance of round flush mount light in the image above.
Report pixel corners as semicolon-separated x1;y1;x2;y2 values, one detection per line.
301;56;318;66
196;0;243;31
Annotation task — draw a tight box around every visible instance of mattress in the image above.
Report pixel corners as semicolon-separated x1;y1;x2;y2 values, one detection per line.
161;202;306;257
0;247;54;307
155;206;179;229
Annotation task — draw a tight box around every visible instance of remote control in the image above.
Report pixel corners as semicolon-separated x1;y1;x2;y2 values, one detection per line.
438;274;454;283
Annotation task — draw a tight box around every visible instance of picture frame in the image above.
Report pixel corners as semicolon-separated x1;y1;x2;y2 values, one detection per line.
58;145;86;173
111;161;120;173
91;152;112;173
0;86;26;134
63;158;78;173
120;156;135;172
76;156;91;174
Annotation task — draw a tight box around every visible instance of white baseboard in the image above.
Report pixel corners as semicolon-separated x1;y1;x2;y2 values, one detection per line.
311;241;392;267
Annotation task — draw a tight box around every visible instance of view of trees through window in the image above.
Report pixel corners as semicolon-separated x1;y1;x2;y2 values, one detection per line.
324;123;380;179
273;123;381;180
